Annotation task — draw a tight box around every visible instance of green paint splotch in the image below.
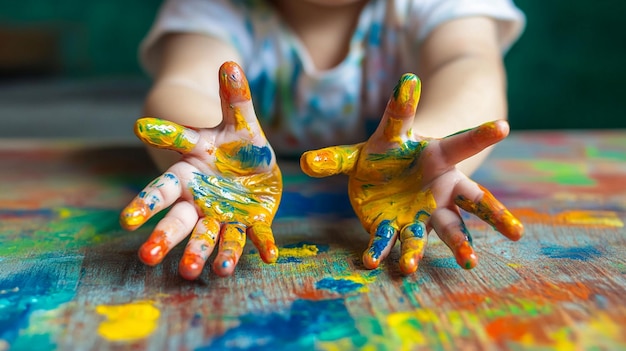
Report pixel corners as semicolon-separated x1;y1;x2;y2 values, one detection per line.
528;161;595;186
0;207;133;258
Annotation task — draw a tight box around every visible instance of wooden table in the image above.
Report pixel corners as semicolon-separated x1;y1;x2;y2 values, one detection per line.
1;131;625;351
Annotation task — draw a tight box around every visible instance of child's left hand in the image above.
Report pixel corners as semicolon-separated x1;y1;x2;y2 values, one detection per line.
300;74;524;275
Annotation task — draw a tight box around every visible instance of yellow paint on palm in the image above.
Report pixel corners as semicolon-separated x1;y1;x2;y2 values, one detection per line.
96;301;160;342
134;118;197;153
348;142;437;233
214;141;274;176
189;168;281;225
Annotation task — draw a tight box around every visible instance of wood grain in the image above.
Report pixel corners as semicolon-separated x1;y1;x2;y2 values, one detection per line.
0;131;625;350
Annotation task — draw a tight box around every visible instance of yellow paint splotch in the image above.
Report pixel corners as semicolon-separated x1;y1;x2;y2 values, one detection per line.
279;244;319;258
96;301;160;342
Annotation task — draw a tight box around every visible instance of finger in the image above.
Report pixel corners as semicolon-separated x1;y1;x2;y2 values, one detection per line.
178;217;220;280
370;73;421;145
300;143;362;177
212;222;247;277
431;207;478;270
138;201;198;266
134;117;200;153
439;120;509;166
363;220;399;269
398;221;428;275
120;172;182;230
218;61;263;138
454;183;524;241
248;223;278;264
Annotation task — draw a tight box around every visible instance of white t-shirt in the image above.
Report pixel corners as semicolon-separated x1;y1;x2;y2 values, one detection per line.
140;0;525;155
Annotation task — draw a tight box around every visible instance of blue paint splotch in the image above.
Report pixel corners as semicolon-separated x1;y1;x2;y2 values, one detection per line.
315;278;363;295
0;257;80;349
197;299;361;351
541;245;602;261
428;257;461;269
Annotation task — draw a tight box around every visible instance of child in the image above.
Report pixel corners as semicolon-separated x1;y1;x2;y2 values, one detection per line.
120;0;526;280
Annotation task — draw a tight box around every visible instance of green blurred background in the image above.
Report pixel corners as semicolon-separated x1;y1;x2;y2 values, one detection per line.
0;0;624;137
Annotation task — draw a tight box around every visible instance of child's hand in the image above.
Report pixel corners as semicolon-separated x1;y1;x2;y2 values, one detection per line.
300;74;523;275
120;62;282;280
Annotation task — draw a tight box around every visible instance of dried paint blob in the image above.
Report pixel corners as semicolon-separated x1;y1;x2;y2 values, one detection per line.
96;301;160;342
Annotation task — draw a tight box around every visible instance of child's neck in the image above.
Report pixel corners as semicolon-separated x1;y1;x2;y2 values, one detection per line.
270;0;369;71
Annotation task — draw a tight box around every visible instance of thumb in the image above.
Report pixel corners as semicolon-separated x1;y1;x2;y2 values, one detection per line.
218;61;265;140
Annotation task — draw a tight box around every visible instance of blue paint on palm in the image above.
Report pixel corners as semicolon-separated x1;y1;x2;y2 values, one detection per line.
235;144;272;169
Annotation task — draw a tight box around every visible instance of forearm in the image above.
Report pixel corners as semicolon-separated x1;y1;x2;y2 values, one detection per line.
414;53;508;175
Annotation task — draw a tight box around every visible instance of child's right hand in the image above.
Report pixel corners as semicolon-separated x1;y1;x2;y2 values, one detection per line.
120;62;282;280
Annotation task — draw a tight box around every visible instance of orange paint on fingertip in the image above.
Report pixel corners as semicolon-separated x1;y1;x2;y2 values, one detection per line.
399;255;418;275
362;252;381;270
259;240;279;264
179;253;205;280
138;230;169;266
455;241;478;269
219;61;251;103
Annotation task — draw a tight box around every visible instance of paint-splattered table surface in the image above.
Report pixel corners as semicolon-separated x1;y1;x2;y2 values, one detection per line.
1;130;625;351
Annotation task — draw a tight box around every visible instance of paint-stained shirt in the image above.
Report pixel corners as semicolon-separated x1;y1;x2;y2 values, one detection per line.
140;0;525;155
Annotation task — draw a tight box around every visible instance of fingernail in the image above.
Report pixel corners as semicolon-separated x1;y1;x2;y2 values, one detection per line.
388;74;421;116
219;61;251;102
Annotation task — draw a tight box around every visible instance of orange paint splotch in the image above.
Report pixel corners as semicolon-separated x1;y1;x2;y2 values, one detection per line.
486;315;551;345
513;208;623;227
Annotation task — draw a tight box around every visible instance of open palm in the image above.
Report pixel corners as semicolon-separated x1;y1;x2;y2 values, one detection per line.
301;74;523;274
120;62;282;280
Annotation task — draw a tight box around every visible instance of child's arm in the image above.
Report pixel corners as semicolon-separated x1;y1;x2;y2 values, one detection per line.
413;16;510;175
141;33;243;170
